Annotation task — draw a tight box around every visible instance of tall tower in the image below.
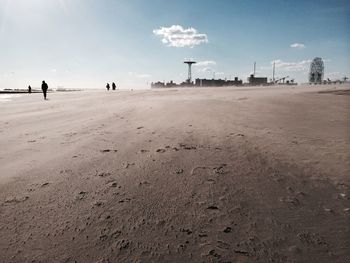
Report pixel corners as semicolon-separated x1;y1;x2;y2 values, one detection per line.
184;60;196;84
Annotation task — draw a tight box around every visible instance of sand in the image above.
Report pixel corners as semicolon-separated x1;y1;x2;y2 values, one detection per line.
0;85;349;262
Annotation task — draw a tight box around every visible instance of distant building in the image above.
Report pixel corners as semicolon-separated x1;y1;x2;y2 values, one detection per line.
151;80;181;88
165;80;177;87
248;75;268;85
195;77;242;87
151;81;165;88
228;77;243;86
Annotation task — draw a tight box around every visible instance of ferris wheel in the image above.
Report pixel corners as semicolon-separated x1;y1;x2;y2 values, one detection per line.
309;57;324;84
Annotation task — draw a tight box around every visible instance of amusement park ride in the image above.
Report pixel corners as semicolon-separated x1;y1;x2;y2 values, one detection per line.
309;57;324;84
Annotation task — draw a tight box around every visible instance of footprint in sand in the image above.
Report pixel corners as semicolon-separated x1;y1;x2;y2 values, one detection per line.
115;239;131;250
175;168;184;174
64;132;77;137
223;227;232;233
279;196;300;207
180;228;193;235
217;240;230;250
118;198;131;203
4;196;29;205
96;172;111;178
92;200;105;207
213;164;228;175
123;162;135;169
297;232;328;246
233;249;249;256
139;180;151;186
109;182;118;188
206;249;221;258
60;169;73;175
100;149;118;153
76;191;88;200
191;166;212;176
156;148;166;153
198;231;208;238
179;143;197;150
206;205;219;210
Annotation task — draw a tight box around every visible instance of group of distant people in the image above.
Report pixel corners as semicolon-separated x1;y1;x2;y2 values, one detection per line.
27;80;49;100
27;80;117;100
106;82;117;91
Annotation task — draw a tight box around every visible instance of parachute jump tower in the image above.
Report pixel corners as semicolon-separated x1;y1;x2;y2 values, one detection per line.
184;60;196;84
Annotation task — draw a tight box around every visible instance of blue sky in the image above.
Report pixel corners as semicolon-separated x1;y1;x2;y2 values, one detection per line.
0;0;349;89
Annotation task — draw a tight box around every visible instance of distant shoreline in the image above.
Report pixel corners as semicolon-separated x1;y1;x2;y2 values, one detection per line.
0;90;41;94
0;89;83;94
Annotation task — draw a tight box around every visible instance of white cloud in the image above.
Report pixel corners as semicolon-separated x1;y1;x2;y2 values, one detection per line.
271;59;311;72
153;25;208;48
195;60;217;73
198;67;213;73
50;69;57;73
194;60;216;67
290;43;305;49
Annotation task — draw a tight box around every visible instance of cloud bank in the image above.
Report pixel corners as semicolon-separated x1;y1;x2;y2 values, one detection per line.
271;59;311;71
194;60;217;73
153;25;208;48
290;43;305;49
194;60;216;67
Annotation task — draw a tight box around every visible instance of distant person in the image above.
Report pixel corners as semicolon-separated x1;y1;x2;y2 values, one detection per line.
41;80;48;100
106;83;110;91
28;85;32;94
112;82;116;90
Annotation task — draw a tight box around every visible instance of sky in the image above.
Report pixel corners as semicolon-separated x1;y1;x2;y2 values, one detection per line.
0;0;349;90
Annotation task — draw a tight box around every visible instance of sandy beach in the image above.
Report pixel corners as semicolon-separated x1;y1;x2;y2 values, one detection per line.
0;85;349;262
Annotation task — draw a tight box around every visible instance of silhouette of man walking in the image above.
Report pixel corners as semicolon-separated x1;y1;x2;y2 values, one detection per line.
106;83;110;91
28;85;32;94
41;80;48;100
112;82;116;90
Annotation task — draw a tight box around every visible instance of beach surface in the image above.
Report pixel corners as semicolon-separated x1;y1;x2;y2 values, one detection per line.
0;85;349;262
